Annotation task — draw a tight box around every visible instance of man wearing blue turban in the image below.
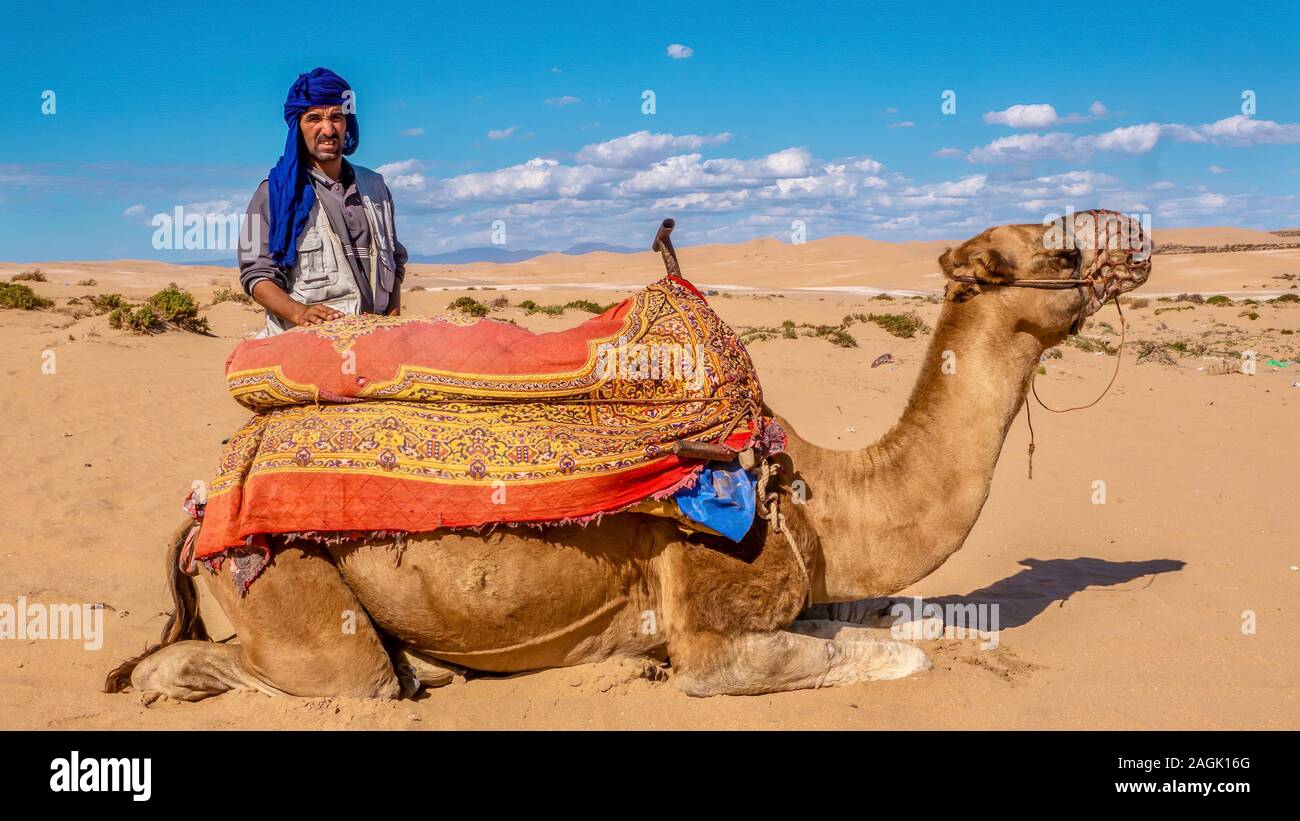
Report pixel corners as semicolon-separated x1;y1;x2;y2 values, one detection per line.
239;68;408;336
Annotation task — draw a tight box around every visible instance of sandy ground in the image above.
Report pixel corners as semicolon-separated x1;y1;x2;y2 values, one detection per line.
1;229;1297;729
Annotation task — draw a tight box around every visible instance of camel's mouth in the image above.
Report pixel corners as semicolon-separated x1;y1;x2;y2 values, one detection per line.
1060;209;1152;316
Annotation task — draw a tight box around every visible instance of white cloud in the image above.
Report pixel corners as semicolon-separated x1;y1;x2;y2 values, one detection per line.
1197;114;1300;145
618;147;814;195
122;204;146;218
966;115;1300;164
984;104;1060;128
575;131;731;168
1208;164;1228;174
932;147;964;159
354;125;1294;253
434;157;617;202
667;43;694;59
1089;101;1108;117
967;132;1079;163
400;127;424;137
544;96;581;106
1080;123;1163;155
653;190;750;211
488;126;518;140
376;159;427;191
886;121;915;128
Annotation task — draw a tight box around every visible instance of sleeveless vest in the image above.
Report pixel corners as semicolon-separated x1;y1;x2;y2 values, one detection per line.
259;165;399;337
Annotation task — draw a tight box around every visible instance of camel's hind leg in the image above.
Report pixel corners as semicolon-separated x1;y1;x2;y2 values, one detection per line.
131;543;400;701
129;640;289;700
668;628;930;696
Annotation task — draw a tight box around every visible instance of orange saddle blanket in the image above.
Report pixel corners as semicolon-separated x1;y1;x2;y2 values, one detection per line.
194;275;772;566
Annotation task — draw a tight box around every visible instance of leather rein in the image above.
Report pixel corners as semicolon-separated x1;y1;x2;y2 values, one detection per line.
949;272;1128;478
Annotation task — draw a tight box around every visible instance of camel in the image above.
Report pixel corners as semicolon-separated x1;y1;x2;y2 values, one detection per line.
106;211;1150;700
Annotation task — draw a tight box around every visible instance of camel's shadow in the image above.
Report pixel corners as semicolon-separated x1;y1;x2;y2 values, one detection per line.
801;556;1185;630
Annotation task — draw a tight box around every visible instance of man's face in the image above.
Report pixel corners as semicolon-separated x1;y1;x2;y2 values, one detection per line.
299;105;346;162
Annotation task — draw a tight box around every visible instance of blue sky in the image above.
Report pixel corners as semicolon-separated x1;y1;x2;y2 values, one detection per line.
2;0;1299;262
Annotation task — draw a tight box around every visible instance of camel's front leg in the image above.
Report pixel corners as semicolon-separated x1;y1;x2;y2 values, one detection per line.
802;599;945;636
668;629;930;696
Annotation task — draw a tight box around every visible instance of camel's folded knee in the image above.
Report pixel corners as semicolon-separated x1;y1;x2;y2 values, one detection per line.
670;629;931;696
129;639;402;702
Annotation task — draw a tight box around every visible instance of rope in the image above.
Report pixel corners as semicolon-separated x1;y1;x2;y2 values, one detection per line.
1032;297;1126;413
754;459;812;608
1023;297;1126;479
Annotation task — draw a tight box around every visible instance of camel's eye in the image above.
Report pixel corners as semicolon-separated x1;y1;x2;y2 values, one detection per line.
1056;247;1080;271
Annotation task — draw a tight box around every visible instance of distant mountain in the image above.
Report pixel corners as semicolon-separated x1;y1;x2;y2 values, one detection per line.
409;242;641;265
407;247;547;264
559;242;641;256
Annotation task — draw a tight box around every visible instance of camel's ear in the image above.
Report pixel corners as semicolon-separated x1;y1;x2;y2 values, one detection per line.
938;247;955;276
968;248;1013;283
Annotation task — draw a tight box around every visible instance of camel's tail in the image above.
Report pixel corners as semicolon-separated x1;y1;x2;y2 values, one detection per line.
103;519;209;693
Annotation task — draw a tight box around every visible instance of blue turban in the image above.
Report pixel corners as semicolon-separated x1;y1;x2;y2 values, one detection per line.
266;68;360;269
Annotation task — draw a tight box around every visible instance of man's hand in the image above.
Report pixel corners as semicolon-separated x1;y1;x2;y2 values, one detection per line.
293;303;344;325
251;280;342;327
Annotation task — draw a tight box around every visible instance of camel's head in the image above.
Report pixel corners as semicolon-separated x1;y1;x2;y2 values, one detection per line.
938;209;1151;340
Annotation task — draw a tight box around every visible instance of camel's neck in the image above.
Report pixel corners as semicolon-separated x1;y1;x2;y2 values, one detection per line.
785;295;1045;601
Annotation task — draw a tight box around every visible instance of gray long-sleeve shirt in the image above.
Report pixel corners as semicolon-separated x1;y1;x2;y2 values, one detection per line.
238;160;408;311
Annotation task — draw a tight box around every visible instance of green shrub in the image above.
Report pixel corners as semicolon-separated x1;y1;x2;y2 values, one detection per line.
817;327;857;348
1205;295;1233;306
447;296;488;317
108;305;159;334
1067;336;1118;355
0;282;54;310
147;285;210;332
87;293;127;313
862;312;929;339
210;287;253;306
10;269;46;282
739;327;778;343
76;278;97;287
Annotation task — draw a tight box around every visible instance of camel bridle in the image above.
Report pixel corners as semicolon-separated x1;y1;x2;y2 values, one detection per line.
947;217;1153;479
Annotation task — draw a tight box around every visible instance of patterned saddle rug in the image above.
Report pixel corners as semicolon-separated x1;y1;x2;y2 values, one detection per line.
194;275;779;579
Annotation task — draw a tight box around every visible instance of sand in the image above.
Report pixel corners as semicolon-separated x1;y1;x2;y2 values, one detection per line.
1;229;1296;729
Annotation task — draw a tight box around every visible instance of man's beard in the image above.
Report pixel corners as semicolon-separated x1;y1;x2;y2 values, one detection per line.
307;144;341;162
